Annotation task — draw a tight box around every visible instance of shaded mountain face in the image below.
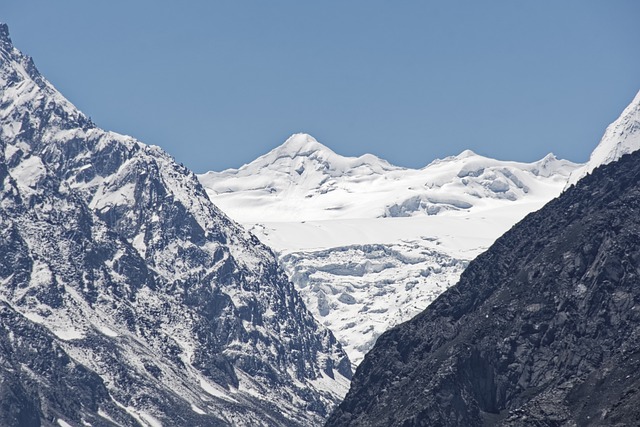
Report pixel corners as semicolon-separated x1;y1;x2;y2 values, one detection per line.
0;23;351;426
327;148;640;426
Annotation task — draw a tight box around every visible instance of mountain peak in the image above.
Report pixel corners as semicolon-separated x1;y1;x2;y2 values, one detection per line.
425;149;481;168
0;23;12;49
567;89;640;187
276;133;334;158
0;27;352;425
456;149;478;159
0;23;9;39
626;88;640;110
285;132;319;145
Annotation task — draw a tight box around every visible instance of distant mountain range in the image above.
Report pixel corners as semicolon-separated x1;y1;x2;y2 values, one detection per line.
198;134;580;364
199;90;640;369
200;133;578;222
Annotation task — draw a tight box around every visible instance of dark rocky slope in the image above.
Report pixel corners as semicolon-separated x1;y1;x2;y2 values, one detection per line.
328;149;640;426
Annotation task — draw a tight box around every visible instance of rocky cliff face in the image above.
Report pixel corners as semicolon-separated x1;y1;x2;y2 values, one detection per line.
327;148;640;426
0;23;350;426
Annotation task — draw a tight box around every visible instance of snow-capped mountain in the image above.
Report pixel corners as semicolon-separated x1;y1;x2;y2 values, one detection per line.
0;23;350;426
567;90;640;187
199;134;580;364
199;133;401;223
200;133;576;222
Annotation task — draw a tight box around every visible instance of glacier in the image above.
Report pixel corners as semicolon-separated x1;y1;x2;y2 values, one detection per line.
199;133;581;364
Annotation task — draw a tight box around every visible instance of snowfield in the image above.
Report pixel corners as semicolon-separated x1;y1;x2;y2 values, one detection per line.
199;133;581;364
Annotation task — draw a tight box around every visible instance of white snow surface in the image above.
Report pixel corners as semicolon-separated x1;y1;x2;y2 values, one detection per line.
199;133;581;364
200;133;578;223
567;90;640;187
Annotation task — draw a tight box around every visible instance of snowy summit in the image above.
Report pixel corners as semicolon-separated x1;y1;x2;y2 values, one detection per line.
200;133;578;224
567;90;640;187
199;134;581;364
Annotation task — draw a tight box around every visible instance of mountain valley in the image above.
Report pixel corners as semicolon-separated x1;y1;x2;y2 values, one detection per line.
1;15;639;426
199;134;580;364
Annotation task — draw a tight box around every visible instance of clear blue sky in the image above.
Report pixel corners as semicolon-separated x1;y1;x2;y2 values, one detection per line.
2;1;639;172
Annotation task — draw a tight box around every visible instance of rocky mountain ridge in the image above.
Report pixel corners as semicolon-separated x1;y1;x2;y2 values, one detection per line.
0;23;350;426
